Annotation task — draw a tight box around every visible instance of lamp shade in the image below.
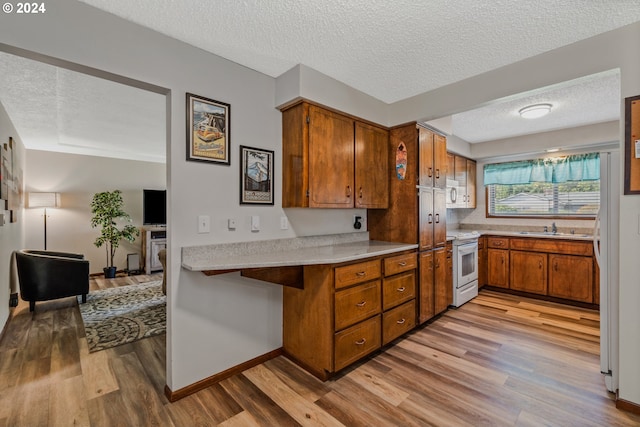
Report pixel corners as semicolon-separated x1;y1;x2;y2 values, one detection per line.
28;192;60;208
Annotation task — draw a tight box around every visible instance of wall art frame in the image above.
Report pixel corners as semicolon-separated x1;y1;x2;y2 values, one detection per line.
239;145;274;205
186;92;231;165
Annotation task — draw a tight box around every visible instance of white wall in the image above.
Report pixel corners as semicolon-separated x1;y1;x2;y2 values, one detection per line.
0;102;25;331
24;150;165;274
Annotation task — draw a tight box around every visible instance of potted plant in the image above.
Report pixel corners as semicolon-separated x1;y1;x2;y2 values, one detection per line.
90;190;140;278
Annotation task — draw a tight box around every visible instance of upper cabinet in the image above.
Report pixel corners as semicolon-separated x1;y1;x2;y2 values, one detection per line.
282;101;389;208
418;127;446;189
446;153;476;209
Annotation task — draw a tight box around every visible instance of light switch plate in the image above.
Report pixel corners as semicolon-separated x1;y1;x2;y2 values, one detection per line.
251;215;260;232
198;215;210;233
280;216;289;230
228;218;237;230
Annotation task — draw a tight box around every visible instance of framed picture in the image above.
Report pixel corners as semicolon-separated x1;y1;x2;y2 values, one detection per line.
186;93;230;165
239;145;274;205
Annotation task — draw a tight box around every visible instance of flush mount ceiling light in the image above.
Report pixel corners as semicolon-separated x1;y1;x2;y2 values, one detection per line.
518;103;552;119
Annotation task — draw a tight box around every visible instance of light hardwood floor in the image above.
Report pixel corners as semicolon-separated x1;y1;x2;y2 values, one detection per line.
1;278;639;426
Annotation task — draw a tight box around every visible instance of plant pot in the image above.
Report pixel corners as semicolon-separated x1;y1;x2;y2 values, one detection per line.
103;266;117;279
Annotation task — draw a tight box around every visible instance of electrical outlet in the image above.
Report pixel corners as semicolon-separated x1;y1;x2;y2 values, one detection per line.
198;215;210;233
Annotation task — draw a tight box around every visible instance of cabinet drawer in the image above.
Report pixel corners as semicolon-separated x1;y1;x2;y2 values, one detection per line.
335;280;382;331
334;315;381;371
382;271;416;311
384;252;417;276
487;236;509;249
510;238;593;256
335;259;381;289
382;300;416;345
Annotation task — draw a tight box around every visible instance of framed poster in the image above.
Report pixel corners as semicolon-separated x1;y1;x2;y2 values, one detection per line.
186;93;230;165
239;145;274;205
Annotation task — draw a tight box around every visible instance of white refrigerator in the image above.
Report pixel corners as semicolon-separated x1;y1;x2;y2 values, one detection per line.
594;150;619;393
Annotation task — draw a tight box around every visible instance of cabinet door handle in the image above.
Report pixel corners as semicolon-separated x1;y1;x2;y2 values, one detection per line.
346;185;351;197
428;167;433;178
435;169;440;179
554;262;558;272
356;271;366;277
428;213;433;224
356;301;367;307
539;260;543;269
398;261;407;267
396;318;406;325
435;214;440;223
451;187;457;203
397;287;406;292
355;338;367;345
359;187;363;199
501;256;504;265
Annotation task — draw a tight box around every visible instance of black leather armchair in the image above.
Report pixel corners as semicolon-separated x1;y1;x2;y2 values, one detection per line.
15;250;90;312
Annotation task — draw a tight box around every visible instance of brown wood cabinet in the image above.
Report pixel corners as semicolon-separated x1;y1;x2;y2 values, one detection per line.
434;245;451;315
418;246;450;323
510;250;547;295
487;248;509;288
281;101;388;208
482;235;597;304
419;127;447;189
548;254;593;303
369;122;446;247
418;251;435;323
447;153;477;208
478;236;487;288
283;251;416;380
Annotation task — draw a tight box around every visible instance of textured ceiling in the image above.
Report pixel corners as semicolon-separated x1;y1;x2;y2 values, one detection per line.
451;70;621;143
0;52;166;162
78;0;640;103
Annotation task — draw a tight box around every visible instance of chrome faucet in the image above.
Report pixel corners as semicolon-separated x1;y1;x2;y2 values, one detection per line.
543;226;548;233
551;222;557;234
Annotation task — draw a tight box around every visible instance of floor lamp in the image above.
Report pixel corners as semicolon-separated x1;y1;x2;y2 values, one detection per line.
28;192;60;250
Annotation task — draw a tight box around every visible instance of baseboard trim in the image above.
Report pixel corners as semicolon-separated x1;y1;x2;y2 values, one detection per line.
164;348;283;402
616;397;640;415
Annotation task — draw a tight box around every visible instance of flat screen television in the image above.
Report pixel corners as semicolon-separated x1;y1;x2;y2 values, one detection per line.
143;189;166;226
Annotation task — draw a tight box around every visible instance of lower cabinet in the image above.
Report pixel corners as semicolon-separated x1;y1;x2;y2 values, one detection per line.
510;250;547;295
418;246;450;324
483;235;596;305
548;254;593;303
487;248;509;289
283;251;417;380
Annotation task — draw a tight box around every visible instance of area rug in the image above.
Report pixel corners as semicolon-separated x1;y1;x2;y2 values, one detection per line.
78;281;166;353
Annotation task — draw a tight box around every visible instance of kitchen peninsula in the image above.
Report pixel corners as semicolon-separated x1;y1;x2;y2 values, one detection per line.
182;232;419;380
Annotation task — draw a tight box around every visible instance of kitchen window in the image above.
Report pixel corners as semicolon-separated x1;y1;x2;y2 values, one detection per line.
485;153;600;218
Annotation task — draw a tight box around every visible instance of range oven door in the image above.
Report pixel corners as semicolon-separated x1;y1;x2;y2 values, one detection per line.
454;240;479;288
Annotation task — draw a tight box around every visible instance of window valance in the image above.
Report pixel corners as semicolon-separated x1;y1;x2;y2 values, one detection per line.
483;153;600;185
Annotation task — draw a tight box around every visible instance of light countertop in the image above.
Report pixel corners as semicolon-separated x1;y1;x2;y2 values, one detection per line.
182;233;418;272
447;228;594;241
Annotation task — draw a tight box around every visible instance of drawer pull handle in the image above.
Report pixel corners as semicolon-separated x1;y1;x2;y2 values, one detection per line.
356;301;367;307
356;272;366;277
397;287;406;292
398;261;407;267
355;338;367;346
397;318;406;325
